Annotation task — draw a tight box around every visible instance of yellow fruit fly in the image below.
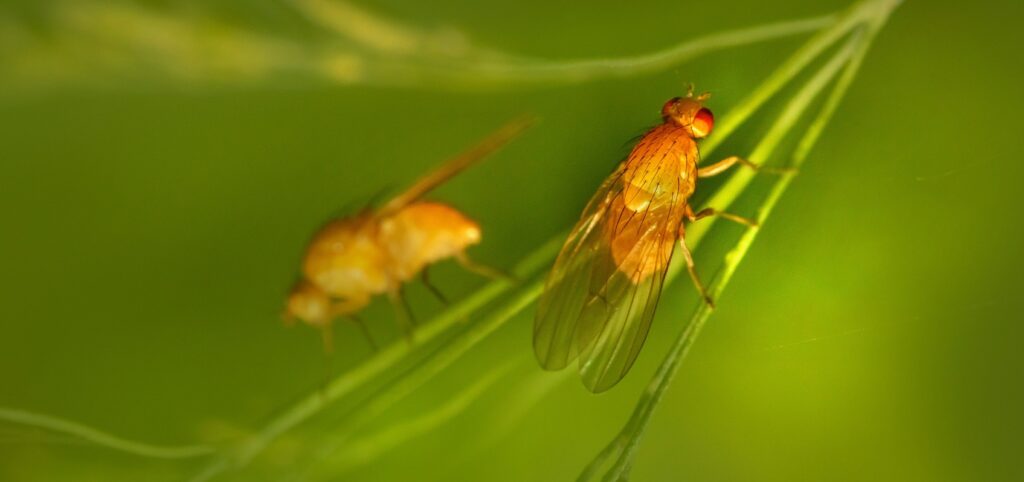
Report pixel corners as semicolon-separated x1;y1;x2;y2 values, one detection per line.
534;89;772;392
286;117;533;350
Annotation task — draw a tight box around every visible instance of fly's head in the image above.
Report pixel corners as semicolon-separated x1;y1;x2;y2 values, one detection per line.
283;280;332;328
661;90;714;139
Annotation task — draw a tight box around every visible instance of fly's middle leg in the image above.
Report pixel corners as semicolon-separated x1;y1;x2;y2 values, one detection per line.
347;314;378;351
387;287;417;341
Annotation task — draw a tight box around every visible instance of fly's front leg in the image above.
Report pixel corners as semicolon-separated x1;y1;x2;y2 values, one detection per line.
698;155;796;178
677;223;715;308
686;205;758;228
320;321;335;354
455;252;515;282
325;295;373;350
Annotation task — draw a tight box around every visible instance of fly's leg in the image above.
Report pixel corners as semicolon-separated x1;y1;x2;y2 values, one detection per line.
421;267;449;305
678;224;715;308
698;155;796;178
319;323;335;398
347;314;377;351
688;205;758;228
310;294;371;352
320;321;335;354
387;287;417;341
455;252;514;282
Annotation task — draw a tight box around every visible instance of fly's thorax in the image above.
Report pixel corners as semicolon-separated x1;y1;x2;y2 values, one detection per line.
681;148;698;198
301;214;393;299
379;202;481;282
622;124;698;210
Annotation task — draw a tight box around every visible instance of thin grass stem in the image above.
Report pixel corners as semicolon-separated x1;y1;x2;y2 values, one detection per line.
313;361;515;476
0;407;214;459
457;16;835;85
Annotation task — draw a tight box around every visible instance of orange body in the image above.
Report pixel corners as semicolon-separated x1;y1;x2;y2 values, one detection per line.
610;122;699;283
288;202;481;327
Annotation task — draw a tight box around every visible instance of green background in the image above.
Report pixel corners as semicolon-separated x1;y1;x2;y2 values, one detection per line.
2;0;1022;481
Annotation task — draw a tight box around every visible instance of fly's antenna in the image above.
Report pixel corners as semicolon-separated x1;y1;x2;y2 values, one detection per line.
378;115;536;216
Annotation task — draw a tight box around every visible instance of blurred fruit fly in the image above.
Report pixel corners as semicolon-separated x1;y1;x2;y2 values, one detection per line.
534;90;774;392
286;117;533;351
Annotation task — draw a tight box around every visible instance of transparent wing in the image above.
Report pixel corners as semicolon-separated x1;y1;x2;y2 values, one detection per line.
378;116;534;217
533;170;624;371
534;161;684;392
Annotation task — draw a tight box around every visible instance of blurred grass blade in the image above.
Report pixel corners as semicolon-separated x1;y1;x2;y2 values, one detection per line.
4;1;840;91
286;267;559;480
313;361;514;477
0;407;213;459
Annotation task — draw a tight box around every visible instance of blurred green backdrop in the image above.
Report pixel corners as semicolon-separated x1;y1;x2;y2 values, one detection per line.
2;0;1023;481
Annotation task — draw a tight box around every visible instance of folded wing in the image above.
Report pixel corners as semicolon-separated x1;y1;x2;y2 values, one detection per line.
534;159;685;392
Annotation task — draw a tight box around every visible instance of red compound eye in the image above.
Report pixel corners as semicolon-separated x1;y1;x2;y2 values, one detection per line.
691;107;714;138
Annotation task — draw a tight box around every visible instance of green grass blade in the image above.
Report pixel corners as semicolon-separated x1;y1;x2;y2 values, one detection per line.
0;407;214;459
453;16;834;86
5;2;839;91
315;362;514;476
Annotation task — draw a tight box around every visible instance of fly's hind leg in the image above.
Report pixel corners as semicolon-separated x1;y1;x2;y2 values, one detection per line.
698;155;797;178
455;252;515;282
678;224;715;308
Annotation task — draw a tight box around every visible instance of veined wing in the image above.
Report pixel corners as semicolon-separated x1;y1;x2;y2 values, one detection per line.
534;154;686;392
378;116;534;217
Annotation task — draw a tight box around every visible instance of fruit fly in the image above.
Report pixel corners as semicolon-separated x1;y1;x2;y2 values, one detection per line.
286;117;533;351
534;90;772;392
